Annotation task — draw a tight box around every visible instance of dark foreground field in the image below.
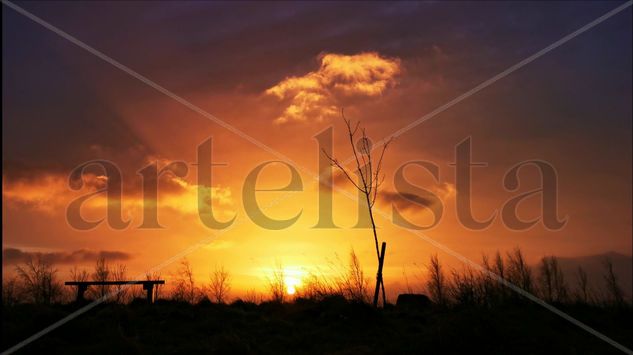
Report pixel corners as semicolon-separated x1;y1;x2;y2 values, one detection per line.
2;297;632;354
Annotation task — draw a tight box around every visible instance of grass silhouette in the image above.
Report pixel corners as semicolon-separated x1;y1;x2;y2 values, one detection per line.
2;249;632;353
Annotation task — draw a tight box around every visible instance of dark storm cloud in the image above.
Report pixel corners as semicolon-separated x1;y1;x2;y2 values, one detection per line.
2;1;630;176
3;248;132;265
5;1;625;95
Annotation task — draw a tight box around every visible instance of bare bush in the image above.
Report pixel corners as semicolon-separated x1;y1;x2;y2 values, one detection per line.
171;258;198;303
419;249;624;308
112;263;128;304
92;257;110;299
492;251;508;300
506;248;533;294
575;266;591;304
69;266;89;282
479;254;498;306
450;266;478;306
296;273;340;300
208;265;231;303
426;254;448;306
295;251;370;303
602;257;624;306
2;276;22;306
244;289;263;304
15;256;62;304
538;256;567;303
341;249;369;302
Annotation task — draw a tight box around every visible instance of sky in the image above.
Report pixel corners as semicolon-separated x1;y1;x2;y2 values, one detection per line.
2;1;632;297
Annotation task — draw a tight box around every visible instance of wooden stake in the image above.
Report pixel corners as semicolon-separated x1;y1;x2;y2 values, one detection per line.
373;242;387;307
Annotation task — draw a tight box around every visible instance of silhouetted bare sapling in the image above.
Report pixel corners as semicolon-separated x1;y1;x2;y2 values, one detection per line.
323;110;392;307
208;265;231;303
171;258;198;303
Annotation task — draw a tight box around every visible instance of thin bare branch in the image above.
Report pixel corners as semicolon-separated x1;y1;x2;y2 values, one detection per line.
342;110;368;192
322;148;364;192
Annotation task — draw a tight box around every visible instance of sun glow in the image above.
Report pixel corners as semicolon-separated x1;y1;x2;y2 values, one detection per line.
257;265;307;296
285;276;300;295
282;267;305;295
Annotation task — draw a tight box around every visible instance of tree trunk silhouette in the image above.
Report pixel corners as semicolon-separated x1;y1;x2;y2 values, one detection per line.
323;109;392;307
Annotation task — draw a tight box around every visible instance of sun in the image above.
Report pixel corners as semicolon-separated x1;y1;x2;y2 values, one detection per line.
281;266;305;295
260;265;306;296
284;275;301;295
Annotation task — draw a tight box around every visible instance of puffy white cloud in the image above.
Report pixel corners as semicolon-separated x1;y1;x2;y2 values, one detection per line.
266;52;400;124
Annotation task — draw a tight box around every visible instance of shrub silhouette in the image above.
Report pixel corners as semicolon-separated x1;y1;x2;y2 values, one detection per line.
538;256;568;303
426;254;448;306
4;247;631;309
267;261;287;303
602;256;625;307
14;256;62;304
170;258;198;303
207;265;231;304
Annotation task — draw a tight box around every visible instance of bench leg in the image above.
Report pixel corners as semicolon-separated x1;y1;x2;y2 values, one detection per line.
144;284;154;303
77;285;88;303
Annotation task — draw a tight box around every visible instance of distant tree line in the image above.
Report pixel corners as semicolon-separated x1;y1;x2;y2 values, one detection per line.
425;248;628;308
1;255;237;307
1;248;629;308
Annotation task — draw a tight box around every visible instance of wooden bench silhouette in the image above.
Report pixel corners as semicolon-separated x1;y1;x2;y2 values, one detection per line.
65;280;165;303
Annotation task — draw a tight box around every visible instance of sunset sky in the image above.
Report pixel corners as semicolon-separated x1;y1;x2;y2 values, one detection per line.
2;1;631;297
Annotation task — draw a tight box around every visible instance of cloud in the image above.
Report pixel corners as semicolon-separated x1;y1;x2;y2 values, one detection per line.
160;176;234;216
379;182;455;211
2;168;234;218
3;248;132;265
380;191;435;210
266;52;401;124
2;171;85;213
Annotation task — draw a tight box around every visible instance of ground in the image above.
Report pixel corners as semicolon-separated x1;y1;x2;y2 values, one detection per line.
2;297;632;354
